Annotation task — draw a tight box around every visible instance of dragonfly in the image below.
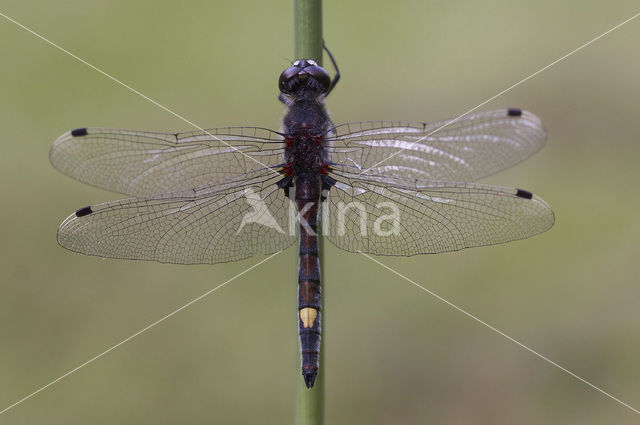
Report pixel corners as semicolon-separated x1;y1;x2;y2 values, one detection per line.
50;45;554;389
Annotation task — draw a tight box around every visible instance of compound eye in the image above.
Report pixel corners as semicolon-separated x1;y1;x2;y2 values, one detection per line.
279;67;300;94
304;66;331;93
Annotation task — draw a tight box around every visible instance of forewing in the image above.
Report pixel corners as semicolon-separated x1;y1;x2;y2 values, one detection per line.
57;178;297;264
323;177;554;256
326;109;545;183
50;127;284;196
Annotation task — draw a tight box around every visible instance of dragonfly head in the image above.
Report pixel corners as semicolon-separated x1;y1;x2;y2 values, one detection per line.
279;59;331;97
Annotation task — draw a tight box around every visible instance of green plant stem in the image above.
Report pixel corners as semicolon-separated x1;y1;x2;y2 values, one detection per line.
294;0;323;64
294;1;324;424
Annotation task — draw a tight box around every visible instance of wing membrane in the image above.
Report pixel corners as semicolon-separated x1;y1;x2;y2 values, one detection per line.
52;109;553;262
50;127;285;196
323;176;554;256
326;109;546;183
57;178;296;264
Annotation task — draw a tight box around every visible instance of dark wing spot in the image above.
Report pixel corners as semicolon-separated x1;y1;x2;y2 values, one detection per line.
516;189;533;200
75;206;93;217
71;128;88;137
507;108;522;117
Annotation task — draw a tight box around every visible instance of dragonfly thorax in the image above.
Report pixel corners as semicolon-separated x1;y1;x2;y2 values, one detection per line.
282;96;330;178
283;132;325;176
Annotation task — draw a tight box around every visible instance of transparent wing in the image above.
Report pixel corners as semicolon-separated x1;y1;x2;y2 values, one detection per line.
57;176;297;265
322;176;554;256
50;127;285;196
326;109;546;183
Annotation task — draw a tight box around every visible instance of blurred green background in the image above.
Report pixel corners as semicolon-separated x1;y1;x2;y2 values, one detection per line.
1;1;639;424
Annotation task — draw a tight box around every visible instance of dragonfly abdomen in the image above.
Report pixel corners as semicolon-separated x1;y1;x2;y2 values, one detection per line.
295;175;322;388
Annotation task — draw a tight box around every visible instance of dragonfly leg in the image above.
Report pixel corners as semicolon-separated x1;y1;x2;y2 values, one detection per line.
322;40;340;96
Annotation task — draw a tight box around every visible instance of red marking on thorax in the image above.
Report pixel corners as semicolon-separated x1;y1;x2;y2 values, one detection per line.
285;136;294;148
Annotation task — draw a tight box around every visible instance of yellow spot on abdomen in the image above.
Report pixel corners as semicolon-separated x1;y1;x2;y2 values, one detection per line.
300;308;318;328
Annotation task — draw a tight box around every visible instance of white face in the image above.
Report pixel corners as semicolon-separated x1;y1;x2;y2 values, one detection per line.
292;59;318;67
